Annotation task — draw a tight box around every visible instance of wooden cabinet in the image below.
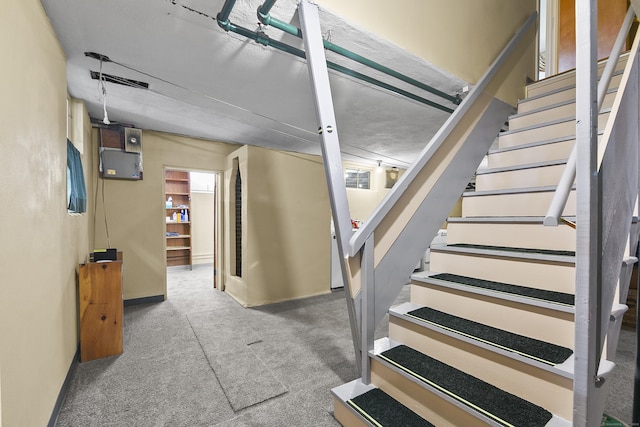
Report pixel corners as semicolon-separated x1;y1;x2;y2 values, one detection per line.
79;260;123;362
165;170;192;268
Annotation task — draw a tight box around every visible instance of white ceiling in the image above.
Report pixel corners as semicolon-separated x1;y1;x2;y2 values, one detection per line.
40;0;467;168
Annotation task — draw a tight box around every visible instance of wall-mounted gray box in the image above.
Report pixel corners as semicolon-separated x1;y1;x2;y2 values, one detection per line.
101;148;143;180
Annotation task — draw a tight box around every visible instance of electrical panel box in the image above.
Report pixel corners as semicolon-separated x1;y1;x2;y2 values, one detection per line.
101;148;143;180
99;126;143;180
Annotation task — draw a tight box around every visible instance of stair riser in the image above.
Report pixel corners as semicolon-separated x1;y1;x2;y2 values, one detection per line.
476;164;568;192
487;139;576;168
411;283;575;348
371;358;490;427
333;398;370;427
428;250;575;294
498;113;609;149
446;222;576;252
462;190;576;217
518;73;622;113
510;91;616;130
389;317;573;420
525;58;627;98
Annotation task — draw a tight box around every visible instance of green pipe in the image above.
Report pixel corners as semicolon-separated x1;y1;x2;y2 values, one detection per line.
326;62;454;113
257;11;461;106
217;0;237;26
219;21;453;113
257;0;278;17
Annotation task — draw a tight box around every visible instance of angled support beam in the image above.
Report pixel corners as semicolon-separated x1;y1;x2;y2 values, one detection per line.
298;0;361;373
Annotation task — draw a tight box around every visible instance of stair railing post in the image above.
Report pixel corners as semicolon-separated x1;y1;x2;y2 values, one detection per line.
360;233;375;384
574;0;603;425
298;0;362;374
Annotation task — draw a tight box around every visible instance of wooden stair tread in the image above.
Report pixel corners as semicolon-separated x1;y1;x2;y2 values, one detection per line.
430;243;575;264
498;108;611;137
476;159;567;175
413;272;575;307
512;87;617;120
392;304;573;366
447;216;576;224
347;388;434;427
446;243;574;257
520;68;624;104
463;184;573;197
374;343;555;427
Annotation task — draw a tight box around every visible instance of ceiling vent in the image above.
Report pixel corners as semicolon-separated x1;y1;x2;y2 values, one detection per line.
89;71;149;89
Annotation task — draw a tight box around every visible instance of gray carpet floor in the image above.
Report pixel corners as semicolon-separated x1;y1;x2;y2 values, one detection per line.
55;266;636;426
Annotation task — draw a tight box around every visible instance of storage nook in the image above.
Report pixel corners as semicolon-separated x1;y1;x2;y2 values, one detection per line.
165;169;192;268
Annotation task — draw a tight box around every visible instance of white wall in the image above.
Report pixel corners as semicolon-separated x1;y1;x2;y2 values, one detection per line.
191;190;215;265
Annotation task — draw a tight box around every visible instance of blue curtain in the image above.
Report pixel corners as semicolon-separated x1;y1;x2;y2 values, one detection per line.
67;139;87;213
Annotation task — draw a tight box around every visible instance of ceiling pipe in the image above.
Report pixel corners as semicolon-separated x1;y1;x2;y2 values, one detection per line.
216;0;454;113
257;0;278;17
220;21;454;113
257;2;462;106
216;0;237;28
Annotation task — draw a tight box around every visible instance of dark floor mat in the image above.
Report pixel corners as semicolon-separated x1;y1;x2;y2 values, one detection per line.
447;243;575;257
379;345;553;427
348;388;434;427
430;273;575;306
406;306;573;365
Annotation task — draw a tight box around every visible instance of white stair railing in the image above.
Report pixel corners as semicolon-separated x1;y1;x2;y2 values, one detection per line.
544;6;636;227
544;4;640;425
299;0;537;383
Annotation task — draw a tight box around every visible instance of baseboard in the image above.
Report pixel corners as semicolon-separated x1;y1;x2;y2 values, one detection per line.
47;346;80;427
123;295;165;307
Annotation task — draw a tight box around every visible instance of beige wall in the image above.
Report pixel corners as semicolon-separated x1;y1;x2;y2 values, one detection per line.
191;191;216;265
93;131;237;300
344;162;403;222
316;0;537;91
224;146;331;307
344;161;461;229
0;1;93;425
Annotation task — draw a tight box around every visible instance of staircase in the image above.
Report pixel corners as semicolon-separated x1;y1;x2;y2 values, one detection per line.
331;58;633;426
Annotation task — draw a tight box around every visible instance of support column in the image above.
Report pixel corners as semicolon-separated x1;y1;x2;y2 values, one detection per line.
574;0;602;425
361;234;375;383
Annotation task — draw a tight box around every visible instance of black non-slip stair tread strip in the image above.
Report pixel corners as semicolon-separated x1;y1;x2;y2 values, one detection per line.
406;306;573;365
348;388;434;427
429;273;575;306
380;345;553;427
445;243;576;257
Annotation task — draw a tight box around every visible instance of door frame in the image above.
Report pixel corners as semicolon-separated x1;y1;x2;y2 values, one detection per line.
163;167;224;291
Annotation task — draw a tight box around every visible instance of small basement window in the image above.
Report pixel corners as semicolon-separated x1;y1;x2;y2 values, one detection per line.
345;169;370;189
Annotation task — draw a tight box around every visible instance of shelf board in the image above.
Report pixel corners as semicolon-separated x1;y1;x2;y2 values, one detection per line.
167;235;191;239
166;192;190;196
166;221;190;224
167;246;191;251
166;207;189;210
166;178;189;182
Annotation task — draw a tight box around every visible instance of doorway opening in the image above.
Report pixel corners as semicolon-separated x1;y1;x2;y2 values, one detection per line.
164;168;221;290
